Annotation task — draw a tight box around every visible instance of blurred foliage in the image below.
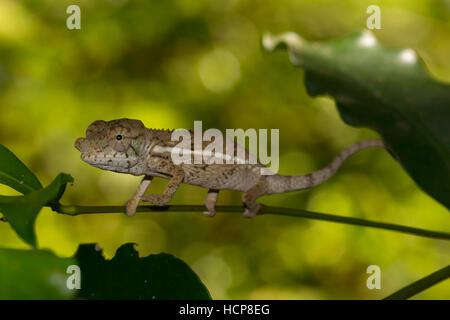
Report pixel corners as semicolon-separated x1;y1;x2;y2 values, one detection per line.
384;265;450;299
0;0;449;299
0;247;76;299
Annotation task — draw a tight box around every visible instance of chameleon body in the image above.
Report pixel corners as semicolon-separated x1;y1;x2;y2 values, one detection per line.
75;119;385;217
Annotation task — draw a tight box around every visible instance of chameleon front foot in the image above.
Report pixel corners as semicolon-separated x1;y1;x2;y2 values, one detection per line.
125;176;153;217
125;198;140;217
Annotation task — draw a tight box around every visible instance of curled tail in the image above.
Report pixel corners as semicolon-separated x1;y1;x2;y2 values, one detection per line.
265;139;386;195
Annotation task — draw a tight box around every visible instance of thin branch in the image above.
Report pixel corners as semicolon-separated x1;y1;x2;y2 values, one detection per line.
383;265;450;300
49;203;450;240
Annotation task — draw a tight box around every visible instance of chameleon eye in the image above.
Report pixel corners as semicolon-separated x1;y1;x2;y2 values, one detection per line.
116;134;123;141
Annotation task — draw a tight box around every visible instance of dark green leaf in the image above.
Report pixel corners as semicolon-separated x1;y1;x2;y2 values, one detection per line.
263;31;450;209
0;173;74;247
0;247;76;299
76;243;211;300
0;144;42;194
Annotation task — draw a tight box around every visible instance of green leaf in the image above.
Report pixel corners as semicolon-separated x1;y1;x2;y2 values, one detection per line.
0;247;76;299
0;173;74;247
384;265;450;300
76;243;211;300
263;31;450;209
0;144;42;194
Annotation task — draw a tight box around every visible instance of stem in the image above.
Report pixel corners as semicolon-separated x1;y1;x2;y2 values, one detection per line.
384;265;450;300
49;203;450;240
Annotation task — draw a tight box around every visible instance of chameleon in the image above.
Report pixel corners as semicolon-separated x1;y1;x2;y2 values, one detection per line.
75;118;386;217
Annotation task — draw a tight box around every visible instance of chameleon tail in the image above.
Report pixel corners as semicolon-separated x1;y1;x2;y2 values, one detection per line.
264;139;386;195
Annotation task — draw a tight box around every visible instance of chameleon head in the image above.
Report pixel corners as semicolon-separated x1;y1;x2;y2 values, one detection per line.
75;119;147;174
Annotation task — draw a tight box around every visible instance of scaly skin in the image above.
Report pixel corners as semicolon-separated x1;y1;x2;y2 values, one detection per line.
75;118;386;217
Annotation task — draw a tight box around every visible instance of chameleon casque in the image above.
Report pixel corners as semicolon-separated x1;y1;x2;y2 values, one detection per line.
75;119;386;217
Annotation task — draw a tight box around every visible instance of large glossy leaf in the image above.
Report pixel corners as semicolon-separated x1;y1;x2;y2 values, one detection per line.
0;173;73;247
0;144;42;194
263;31;450;209
0;247;76;299
76;243;211;300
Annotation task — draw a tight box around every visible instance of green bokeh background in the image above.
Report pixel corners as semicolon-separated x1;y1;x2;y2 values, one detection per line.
0;0;449;299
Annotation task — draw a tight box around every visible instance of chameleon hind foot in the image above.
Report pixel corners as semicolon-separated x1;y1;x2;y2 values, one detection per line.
203;189;219;217
243;203;263;218
242;182;266;218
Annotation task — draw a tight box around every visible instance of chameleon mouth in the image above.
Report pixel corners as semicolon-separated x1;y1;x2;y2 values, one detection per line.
81;152;136;163
80;150;139;169
75;137;95;154
74;137;85;152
